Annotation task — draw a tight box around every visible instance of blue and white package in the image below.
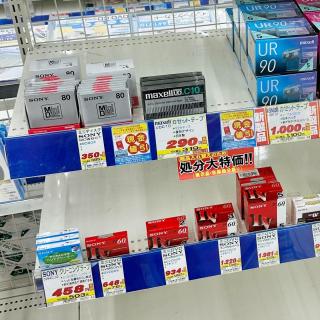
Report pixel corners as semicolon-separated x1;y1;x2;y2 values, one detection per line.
247;18;318;76
239;2;302;51
37;238;83;269
226;8;234;50
233;0;288;29
36;232;80;245
248;69;317;106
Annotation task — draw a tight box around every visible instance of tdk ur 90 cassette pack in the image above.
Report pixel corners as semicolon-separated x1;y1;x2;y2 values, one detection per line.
239;2;302;51
247;18;318;76
140;72;207;120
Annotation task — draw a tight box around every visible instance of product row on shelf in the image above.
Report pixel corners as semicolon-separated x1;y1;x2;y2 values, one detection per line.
8;0;320;179
25;56;209;132
8;97;319;178
227;0;320;108
36;166;320;272
34;167;320;307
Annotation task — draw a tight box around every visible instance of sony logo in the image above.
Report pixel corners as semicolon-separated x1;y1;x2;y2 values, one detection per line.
29;97;48;102
35;73;54;78
84;96;103;101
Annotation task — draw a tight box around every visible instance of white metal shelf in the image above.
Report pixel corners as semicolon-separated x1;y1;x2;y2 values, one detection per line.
39;139;320;253
0;197;42;217
9;30;253;138
32;139;320;319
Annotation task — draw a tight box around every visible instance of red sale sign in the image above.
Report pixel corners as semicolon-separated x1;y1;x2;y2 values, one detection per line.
177;148;255;180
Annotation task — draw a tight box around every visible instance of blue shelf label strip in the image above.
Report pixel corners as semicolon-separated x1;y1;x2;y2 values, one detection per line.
40;222;318;305
6;109;257;179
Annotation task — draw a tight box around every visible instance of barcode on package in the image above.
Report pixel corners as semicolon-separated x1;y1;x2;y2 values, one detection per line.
238;169;259;179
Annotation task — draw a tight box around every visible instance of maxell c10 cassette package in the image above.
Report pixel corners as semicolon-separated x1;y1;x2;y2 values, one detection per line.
24;79;79;129
28;56;80;81
77;75;132;127
140;72;207;120
86;59;138;107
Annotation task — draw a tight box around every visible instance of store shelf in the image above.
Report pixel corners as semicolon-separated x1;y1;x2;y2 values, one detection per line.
6;29;319;179
35;140;320;305
4;30;254;179
0;197;42;217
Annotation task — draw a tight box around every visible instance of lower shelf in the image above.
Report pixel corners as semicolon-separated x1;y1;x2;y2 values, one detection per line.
35;222;319;307
35;139;320;307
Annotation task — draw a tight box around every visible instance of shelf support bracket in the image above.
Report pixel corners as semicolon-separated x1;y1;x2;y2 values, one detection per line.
7;0;33;63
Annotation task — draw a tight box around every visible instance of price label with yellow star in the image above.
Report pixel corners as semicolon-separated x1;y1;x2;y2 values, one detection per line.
112;123;152;165
220;110;256;150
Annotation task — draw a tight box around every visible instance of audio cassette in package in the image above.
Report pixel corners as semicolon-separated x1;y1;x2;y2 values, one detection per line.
239;2;302;51
86;59;138;107
77;75;132;127
140;72;207;120
247;18;318;76
24;78;79;129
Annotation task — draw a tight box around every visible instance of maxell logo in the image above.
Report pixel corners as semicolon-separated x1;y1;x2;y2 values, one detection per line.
96;102;116;119
300;40;315;45
145;88;182;100
29;97;48;103
41;104;63;120
84;96;103;102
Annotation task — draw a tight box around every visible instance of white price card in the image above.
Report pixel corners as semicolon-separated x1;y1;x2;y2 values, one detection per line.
266;101;319;145
154;114;209;160
161;246;189;285
312;223;320;257
42;263;95;307
99;258;126;297
76;126;107;170
218;237;242;275
256;230;280;268
0;180;23;203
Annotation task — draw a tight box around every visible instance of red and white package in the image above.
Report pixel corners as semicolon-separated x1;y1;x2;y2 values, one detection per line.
195;203;237;240
85;231;129;260
236;167;277;219
243;181;286;232
146;215;188;250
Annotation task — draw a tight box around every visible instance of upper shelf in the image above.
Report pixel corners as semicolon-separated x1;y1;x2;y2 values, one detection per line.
5;30;318;179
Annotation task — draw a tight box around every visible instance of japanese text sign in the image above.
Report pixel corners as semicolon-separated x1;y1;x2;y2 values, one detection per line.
154;114;209;159
76;127;107;170
177;147;255;180
42;263;95;307
220;109;256;150
112;123;152;165
161;245;189;285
